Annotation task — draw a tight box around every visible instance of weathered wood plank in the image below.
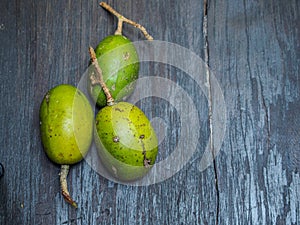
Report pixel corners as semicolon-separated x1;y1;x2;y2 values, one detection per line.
208;0;300;224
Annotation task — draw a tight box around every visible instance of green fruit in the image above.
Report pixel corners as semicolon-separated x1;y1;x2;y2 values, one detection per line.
94;102;158;181
39;84;94;165
89;35;139;107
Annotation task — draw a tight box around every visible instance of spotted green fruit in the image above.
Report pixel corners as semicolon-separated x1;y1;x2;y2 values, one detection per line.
94;102;158;181
89;35;139;108
39;84;94;165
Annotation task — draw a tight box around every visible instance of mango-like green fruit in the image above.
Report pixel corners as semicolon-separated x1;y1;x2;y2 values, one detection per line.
94;102;158;181
89;35;139;108
39;84;94;165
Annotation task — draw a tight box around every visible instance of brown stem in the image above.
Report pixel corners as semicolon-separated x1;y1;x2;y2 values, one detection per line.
60;165;77;208
100;2;153;40
89;47;115;106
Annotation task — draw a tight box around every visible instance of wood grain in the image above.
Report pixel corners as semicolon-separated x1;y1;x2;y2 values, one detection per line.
208;0;300;224
0;0;299;224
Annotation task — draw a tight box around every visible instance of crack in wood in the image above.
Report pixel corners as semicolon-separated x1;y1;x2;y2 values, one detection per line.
203;0;220;224
258;75;271;150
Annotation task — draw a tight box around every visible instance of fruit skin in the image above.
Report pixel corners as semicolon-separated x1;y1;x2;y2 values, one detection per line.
89;35;139;107
39;84;94;165
94;102;158;181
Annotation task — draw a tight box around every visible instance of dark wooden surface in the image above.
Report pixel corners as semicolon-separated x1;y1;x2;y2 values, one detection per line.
0;0;299;224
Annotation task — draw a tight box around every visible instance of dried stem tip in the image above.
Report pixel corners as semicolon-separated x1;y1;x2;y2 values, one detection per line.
100;2;153;40
89;47;115;106
60;165;77;208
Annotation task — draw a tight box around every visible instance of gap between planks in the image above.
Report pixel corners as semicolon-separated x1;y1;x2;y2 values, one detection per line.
203;0;220;224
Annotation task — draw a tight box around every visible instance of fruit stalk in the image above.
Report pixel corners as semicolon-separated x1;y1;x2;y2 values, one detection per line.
60;165;78;208
100;2;153;40
89;47;115;105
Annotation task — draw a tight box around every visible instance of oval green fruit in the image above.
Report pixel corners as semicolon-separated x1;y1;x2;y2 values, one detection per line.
94;102;158;181
89;35;139;108
39;84;94;165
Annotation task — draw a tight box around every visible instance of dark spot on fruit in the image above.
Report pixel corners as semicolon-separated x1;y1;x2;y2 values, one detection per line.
144;158;151;168
69;154;72;157
114;108;124;112
123;52;130;60
58;153;64;158
130;106;135;112
140;134;145;139
113;136;120;143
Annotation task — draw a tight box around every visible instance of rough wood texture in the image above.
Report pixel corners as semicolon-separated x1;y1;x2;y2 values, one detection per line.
0;0;299;224
208;0;300;224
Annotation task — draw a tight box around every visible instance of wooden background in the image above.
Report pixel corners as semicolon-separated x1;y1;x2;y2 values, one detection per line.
0;0;299;224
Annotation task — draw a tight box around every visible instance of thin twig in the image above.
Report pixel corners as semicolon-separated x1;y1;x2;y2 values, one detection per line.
89;47;115;106
60;165;77;208
100;2;153;40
